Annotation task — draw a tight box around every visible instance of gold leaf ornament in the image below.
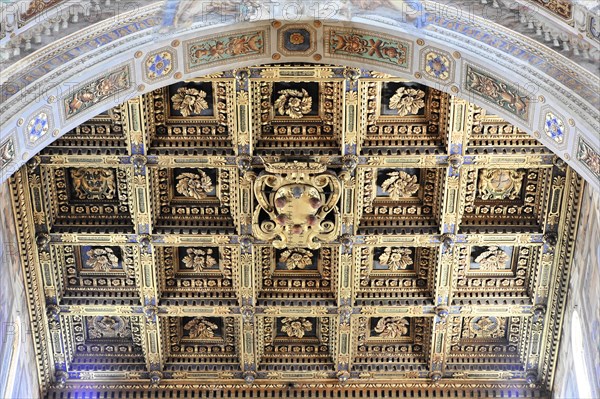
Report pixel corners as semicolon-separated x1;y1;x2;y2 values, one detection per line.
381;171;419;199
474;246;510;271
378;247;413;270
374;316;409;338
388;87;425;116
182;248;218;271
171;87;209;117
279;248;313;270
175;170;213;199
274;89;313;119
281;317;313;338
85;247;119;272
184;317;219;339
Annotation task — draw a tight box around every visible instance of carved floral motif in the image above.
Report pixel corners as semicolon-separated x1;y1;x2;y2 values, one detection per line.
477;169;525;200
328;30;409;67
274;89;312;119
171;87;209;117
279;248;313;270
289;33;305;45
381;171;419;199
374;317;409;338
184;317;218;339
64;66;130;119
188;32;264;66
85;247;119;272
378;247;413;270
281;317;312;338
577;138;600;179
175;170;213;199
182;248;217;271
388;87;425;116
474;246;510;271
70;168;116;200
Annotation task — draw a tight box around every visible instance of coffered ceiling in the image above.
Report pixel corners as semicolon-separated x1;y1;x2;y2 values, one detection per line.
9;64;584;398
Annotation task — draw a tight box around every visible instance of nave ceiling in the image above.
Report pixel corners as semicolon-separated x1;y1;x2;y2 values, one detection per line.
8;64;585;398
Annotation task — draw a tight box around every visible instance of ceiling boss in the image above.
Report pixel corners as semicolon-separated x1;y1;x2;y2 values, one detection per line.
253;161;342;249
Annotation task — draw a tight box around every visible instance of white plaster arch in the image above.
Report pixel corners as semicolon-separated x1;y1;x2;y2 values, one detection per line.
0;2;598;190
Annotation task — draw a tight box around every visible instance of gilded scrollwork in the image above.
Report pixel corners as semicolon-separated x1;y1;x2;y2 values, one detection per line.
253;162;342;249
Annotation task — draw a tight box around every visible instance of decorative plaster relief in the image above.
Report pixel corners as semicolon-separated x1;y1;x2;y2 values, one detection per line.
185;30;267;72
62;65;132;121
325;28;412;69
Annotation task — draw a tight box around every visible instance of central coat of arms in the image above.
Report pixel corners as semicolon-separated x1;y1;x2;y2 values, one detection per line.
253;162;342;249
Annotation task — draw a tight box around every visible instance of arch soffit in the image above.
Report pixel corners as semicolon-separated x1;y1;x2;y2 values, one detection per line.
0;11;598;190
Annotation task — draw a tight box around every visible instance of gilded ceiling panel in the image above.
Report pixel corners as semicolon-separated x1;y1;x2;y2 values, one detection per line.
9;64;583;398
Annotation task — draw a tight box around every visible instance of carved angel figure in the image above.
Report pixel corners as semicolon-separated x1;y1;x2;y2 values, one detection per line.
388;87;426;116
175;170;213;199
381;171;419;199
184;317;219;339
474;246;510;271
182;248;217;271
279;248;313;270
281;317;312;338
274;89;312;119
374;317;409;338
171;87;209;117
378;247;413;270
85;247;119;272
